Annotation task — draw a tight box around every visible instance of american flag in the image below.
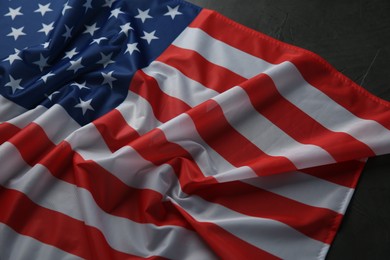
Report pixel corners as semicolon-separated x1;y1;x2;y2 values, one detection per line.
1;0;390;259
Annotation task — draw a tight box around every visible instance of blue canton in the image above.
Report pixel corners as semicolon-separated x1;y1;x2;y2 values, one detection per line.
0;0;201;125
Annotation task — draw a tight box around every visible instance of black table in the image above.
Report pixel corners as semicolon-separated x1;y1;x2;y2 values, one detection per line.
187;1;390;259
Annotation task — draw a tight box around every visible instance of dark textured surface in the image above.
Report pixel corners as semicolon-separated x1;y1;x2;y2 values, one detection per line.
187;1;390;259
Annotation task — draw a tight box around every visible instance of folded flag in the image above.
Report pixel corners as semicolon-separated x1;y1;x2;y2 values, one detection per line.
1;0;390;259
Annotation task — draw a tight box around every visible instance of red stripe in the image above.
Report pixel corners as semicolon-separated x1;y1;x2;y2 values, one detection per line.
130;70;191;123
172;202;281;260
0;122;20;145
195;181;341;244
292;55;390;130
189;9;300;65
129;127;339;243
7;123;56;166
240;73;376;161
94;109;140;152
0;187;138;260
5;122;194;230
157;45;246;93
187;99;297;176
190;9;390;129
301;160;365;188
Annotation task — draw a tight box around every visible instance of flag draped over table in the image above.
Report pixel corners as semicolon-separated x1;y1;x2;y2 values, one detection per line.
1;0;390;259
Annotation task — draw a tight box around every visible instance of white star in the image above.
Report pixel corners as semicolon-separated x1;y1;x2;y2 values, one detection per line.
164;5;182;20
83;0;93;13
41;72;55;83
42;41;51;48
120;23;133;36
63;48;78;59
62;1;72;15
7;27;26;40
34;3;53;16
38;22;55;36
103;0;116;8
101;71;117;88
97;52;115;68
74;98;94;115
141;30;159;44
84;23;99;36
3;48;22;65
125;42;140;55
67;57;84;73
5;75;23;94
62;25;73;40
135;9;152;23
110;7;124;18
45;91;60;101
72;81;90;90
33;54;49;71
5;7;23;20
90;37;107;45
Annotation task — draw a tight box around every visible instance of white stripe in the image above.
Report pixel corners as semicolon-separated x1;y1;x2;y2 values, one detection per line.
7;105;47;129
243;171;354;214
0;142;216;260
143;61;219;107
0;142;32;183
173;27;272;79
160;113;257;181
175;26;390;156
5;104;81;145
266;62;390;155
0;95;27;122
33;105;80;144
65;122;331;259
168;182;329;260
116;90;162;133
213;86;337;169
0;223;82;260
66;123;173;195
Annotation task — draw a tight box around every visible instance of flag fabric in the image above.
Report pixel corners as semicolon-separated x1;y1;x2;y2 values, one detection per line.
1;0;390;259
